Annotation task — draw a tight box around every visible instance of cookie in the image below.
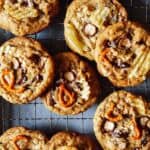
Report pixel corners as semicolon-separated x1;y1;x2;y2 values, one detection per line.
0;126;47;150
94;90;150;150
95;21;150;87
45;131;96;150
0;0;59;35
0;37;54;104
42;52;100;115
64;0;127;60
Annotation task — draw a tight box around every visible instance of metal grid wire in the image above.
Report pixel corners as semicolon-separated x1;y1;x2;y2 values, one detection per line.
0;0;150;140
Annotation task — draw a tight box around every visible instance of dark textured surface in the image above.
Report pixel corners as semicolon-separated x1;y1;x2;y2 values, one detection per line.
0;0;150;146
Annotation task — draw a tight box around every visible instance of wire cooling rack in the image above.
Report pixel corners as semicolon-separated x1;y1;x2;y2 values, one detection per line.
0;0;150;144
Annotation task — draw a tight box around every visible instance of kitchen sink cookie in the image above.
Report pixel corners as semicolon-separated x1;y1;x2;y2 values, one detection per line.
42;52;100;115
0;37;54;104
94;90;150;150
45;131;97;150
0;127;47;150
0;0;59;35
95;21;150;87
64;0;127;60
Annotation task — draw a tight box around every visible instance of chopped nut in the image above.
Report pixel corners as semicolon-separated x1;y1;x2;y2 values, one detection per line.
104;120;115;132
83;23;97;37
64;71;75;82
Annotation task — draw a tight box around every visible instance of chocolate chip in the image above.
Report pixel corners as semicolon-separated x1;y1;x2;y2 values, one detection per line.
126;32;133;41
29;54;41;64
136;39;145;45
113;128;129;138
104;40;116;48
36;74;43;81
21;1;28;6
32;74;43;84
141;138;148;146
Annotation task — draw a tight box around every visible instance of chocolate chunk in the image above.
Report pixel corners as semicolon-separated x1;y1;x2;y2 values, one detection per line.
136;39;145;45
141;138;148;146
104;40;116;48
126;32;133;41
29;54;41;64
33;74;43;83
21;1;28;6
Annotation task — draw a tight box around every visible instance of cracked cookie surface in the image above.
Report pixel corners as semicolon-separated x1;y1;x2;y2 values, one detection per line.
42;52;100;115
94;90;150;150
64;0;127;60
0;127;47;150
0;0;59;35
45;131;97;150
95;21;150;87
0;37;54;104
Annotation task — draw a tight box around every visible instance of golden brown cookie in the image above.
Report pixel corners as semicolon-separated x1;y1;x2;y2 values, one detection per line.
64;0;127;60
94;90;150;150
0;126;47;150
0;37;54;104
45;131;97;150
95;21;150;87
42;52;100;115
0;0;59;35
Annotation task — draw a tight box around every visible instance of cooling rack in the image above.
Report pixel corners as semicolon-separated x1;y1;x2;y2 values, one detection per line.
0;0;150;145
